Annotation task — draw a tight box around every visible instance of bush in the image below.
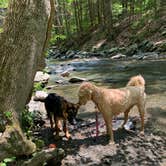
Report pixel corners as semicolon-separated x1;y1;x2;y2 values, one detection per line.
21;109;34;133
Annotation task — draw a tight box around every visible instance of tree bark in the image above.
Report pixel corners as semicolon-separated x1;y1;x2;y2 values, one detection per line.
103;0;113;34
0;0;54;160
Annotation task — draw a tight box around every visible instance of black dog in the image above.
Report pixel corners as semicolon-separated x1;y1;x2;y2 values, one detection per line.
34;93;79;139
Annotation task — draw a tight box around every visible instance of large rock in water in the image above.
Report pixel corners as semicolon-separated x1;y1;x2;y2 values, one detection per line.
68;77;86;83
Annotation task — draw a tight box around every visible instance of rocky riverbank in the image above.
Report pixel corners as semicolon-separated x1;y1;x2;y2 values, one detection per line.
48;40;166;61
26;56;166;166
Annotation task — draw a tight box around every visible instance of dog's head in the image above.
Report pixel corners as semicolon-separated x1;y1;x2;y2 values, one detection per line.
66;103;79;125
78;82;94;105
127;75;145;87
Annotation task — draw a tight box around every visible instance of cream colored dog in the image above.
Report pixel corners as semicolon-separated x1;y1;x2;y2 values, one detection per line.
78;75;146;144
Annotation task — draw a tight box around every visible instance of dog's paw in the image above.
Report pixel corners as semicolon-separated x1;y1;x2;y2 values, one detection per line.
65;133;71;140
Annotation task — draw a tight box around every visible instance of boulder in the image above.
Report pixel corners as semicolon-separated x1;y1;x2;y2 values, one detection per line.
34;71;50;83
61;71;70;77
126;44;138;56
68;77;86;83
111;53;126;59
142;52;159;60
133;52;159;60
33;91;48;101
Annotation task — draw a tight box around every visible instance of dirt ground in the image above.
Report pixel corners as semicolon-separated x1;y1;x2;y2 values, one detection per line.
35;93;166;166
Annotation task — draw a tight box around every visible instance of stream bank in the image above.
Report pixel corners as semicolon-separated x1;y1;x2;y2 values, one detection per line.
27;54;166;165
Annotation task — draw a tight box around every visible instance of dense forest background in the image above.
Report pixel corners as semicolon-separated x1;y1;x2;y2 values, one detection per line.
0;0;165;51
51;0;165;50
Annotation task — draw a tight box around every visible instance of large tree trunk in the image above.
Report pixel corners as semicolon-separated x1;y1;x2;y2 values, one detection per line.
0;0;54;160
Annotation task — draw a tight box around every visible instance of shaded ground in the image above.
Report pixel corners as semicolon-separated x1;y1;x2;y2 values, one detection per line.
31;59;166;165
35;104;166;166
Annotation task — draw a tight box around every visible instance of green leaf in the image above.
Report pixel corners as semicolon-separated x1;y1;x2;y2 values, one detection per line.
3;157;16;163
4;111;12;119
0;163;7;166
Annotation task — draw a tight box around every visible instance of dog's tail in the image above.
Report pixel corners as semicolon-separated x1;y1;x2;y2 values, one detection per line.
33;91;48;102
127;75;145;88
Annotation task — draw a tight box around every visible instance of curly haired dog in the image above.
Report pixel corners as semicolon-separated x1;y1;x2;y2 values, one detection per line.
78;75;146;144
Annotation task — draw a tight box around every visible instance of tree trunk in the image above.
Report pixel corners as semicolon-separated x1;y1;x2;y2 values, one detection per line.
122;0;128;16
0;0;54;160
103;0;113;35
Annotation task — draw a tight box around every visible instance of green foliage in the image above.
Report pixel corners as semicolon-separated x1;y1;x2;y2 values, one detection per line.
34;139;45;149
33;82;44;92
50;33;66;45
21;109;34;133
50;0;162;48
0;28;3;33
0;157;16;166
0;0;8;8
112;3;122;17
4;111;12;120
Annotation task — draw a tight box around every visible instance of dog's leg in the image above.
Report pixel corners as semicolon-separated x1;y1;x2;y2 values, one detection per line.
54;116;61;139
121;109;130;129
103;115;114;144
138;105;145;135
63;120;71;139
49;114;53;128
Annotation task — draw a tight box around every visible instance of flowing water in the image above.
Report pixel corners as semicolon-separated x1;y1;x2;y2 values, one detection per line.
46;58;166;131
43;58;166;165
47;58;166;99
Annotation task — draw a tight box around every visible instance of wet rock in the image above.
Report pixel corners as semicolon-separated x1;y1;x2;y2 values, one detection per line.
61;71;70;77
111;53;126;59
34;71;50;83
66;50;78;59
126;44;138;56
46;85;57;89
55;79;66;84
142;52;158;60
132;54;144;60
73;54;83;59
68;77;86;83
132;52;159;60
